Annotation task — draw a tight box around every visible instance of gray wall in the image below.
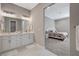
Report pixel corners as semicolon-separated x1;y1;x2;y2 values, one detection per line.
31;3;50;46
4;17;22;32
55;17;69;33
45;17;56;31
70;4;79;56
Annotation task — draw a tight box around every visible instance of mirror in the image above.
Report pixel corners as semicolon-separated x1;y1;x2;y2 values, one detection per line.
44;3;70;56
0;16;33;33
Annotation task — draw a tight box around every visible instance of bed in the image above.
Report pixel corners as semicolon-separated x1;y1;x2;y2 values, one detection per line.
46;30;68;41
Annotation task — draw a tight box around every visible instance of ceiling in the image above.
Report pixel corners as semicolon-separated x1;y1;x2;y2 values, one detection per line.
14;3;38;10
45;3;69;20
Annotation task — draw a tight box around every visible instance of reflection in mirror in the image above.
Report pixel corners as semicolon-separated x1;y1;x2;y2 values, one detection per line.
44;3;70;56
0;16;33;33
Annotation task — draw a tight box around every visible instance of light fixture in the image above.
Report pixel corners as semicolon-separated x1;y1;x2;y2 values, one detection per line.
21;16;30;20
1;11;16;18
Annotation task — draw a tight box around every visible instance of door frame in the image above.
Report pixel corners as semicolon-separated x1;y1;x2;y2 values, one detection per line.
43;3;70;55
43;3;55;47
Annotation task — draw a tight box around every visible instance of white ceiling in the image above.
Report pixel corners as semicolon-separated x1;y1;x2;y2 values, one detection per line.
45;3;69;20
14;3;38;10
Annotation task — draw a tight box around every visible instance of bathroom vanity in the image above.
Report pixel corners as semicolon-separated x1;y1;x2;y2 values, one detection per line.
0;32;34;53
0;9;34;53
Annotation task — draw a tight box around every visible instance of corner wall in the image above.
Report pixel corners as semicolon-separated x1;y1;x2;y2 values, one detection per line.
31;3;50;46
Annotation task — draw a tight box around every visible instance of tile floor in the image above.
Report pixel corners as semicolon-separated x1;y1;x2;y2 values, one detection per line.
45;37;70;56
1;43;56;56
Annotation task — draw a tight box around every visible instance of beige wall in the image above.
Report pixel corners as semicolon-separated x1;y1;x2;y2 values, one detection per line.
70;3;79;56
31;3;50;46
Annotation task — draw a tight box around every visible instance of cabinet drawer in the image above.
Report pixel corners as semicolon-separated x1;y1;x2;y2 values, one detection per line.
21;34;29;45
10;39;17;49
16;38;22;47
2;39;10;51
16;35;23;47
9;36;17;49
29;34;34;39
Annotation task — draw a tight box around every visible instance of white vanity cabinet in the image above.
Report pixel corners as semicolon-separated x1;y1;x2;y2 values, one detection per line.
16;34;22;47
0;32;34;53
1;36;10;51
22;33;30;45
10;35;17;49
28;33;34;44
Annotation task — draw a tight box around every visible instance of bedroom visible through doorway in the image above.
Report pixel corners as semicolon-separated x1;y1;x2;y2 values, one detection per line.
44;3;70;56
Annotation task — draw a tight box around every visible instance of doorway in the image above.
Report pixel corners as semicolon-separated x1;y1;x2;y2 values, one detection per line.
44;3;70;56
